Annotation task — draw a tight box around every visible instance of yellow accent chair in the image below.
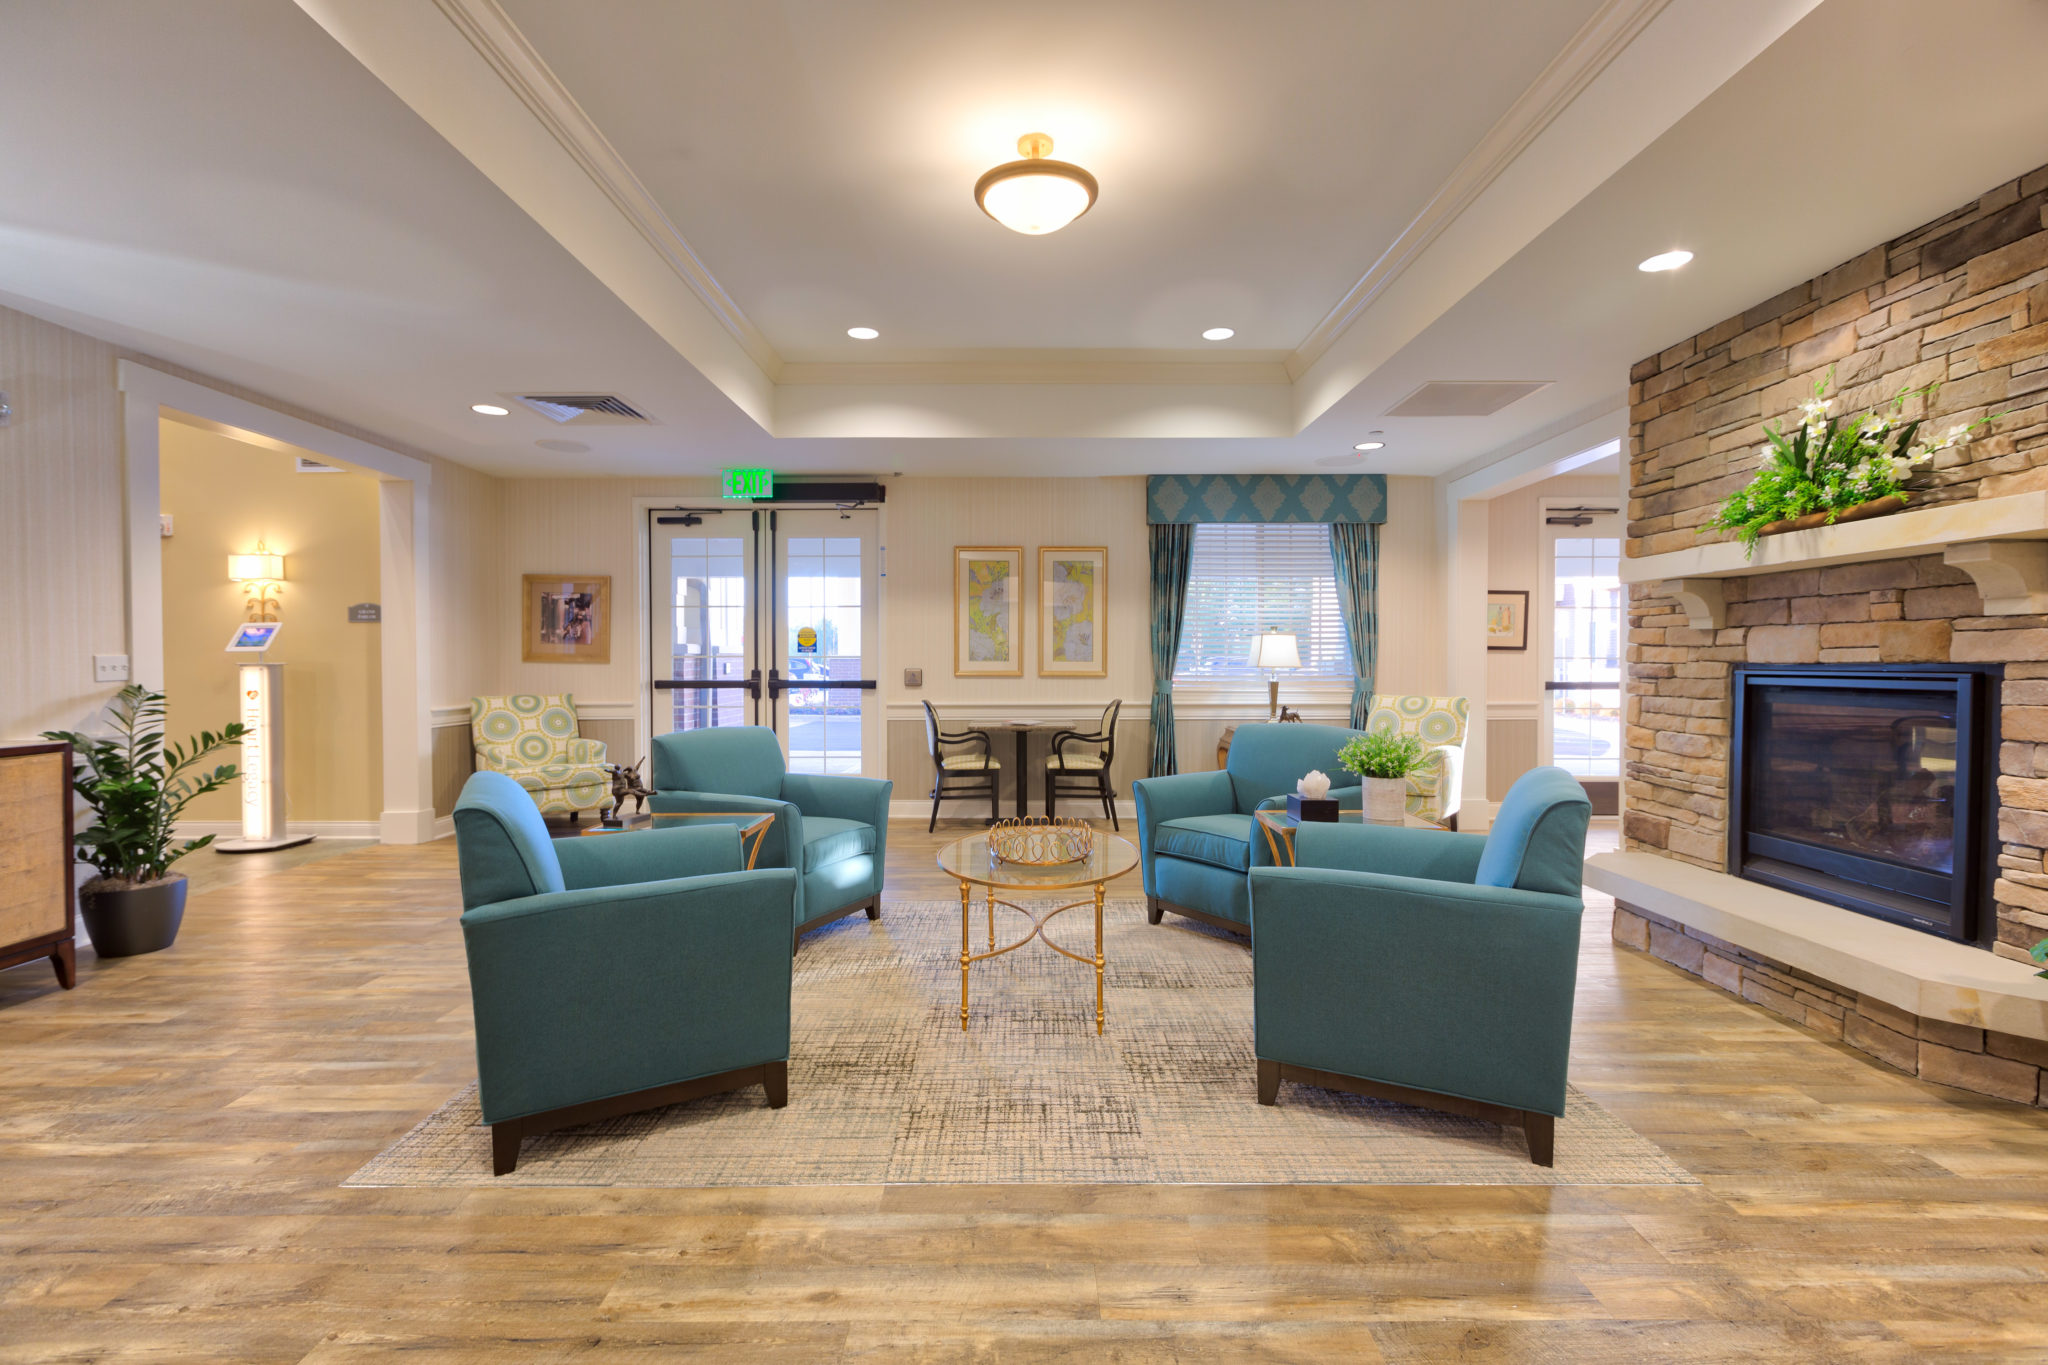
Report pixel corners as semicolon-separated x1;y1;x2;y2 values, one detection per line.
1366;694;1471;828
470;693;614;823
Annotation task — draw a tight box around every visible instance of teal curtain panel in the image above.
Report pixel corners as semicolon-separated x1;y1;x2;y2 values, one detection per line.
1148;523;1195;777
1328;521;1380;728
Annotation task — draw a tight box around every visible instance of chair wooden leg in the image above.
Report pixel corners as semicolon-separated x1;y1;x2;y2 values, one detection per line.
1257;1058;1281;1106
1099;773;1118;830
764;1060;789;1109
492;1125;522;1176
1146;896;1164;925
990;777;999;824
928;783;940;832
1046;772;1055;820
1444;810;1459;832
50;938;76;989
1523;1111;1554;1167
865;896;881;921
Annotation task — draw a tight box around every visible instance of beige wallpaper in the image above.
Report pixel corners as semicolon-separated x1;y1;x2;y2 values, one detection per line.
160;421;383;822
0;304;130;742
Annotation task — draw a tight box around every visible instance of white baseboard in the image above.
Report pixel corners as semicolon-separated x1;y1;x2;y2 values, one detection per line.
889;799;1137;823
433;814;455;841
176;821;382;840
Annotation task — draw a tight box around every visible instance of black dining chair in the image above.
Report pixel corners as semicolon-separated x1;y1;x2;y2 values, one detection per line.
923;700;1000;830
1045;699;1121;829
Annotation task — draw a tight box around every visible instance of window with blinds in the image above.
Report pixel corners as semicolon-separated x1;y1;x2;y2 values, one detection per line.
1172;523;1355;684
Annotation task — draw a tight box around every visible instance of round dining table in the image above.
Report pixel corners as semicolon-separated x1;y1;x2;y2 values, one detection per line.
959;717;1076;818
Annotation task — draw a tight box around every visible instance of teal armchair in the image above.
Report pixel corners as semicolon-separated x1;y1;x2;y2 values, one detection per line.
1247;766;1592;1165
1131;722;1366;934
649;727;892;945
454;770;797;1175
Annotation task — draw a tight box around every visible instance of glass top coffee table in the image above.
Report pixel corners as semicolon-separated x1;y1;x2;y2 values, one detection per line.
936;829;1138;1035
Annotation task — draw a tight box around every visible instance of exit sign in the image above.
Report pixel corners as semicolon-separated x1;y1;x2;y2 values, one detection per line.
723;468;774;500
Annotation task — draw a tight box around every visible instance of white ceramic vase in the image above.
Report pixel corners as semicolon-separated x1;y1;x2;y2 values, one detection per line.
1365;776;1408;824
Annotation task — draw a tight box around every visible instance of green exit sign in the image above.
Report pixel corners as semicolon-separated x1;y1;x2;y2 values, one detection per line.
723;468;774;500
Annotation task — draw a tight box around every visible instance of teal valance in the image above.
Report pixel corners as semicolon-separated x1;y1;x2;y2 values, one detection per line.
1146;474;1387;525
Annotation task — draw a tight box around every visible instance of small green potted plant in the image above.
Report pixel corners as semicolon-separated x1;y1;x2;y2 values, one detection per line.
42;685;245;958
1338;728;1425;824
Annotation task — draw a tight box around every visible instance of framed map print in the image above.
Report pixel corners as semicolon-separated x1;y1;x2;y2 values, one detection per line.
954;547;1023;676
1038;546;1107;678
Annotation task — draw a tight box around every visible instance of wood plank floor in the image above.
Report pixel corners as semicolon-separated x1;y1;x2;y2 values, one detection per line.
3;820;2046;1362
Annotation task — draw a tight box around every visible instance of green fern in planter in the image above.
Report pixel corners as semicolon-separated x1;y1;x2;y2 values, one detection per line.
1337;729;1424;781
1701;371;1995;556
2033;938;2047;980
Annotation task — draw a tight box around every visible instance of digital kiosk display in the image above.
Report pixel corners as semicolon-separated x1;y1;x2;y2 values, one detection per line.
226;622;282;652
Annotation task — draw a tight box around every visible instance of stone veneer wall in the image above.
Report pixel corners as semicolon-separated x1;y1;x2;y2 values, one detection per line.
1616;164;2048;1108
1625;161;2048;963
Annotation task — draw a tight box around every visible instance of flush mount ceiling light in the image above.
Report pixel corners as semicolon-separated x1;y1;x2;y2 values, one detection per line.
1202;327;1235;341
975;133;1098;235
846;326;879;340
1638;249;1693;273
1353;432;1386;451
472;403;509;416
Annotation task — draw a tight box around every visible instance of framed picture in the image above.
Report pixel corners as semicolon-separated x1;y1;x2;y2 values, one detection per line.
954;547;1023;677
1038;546;1107;678
1487;589;1529;652
523;574;612;664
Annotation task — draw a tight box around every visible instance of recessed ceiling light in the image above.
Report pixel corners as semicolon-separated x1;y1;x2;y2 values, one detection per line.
846;326;879;340
1638;249;1693;273
472;403;509;416
1353;433;1386;451
1202;327;1235;341
975;133;1098;235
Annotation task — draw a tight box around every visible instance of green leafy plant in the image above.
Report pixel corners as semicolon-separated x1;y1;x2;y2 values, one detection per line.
1338;729;1425;781
1702;370;1997;556
2033;938;2047;981
41;685;246;888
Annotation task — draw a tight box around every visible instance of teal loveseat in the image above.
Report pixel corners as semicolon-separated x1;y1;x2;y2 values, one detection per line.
1131;722;1367;933
454;770;798;1175
649;727;892;946
1248;766;1592;1165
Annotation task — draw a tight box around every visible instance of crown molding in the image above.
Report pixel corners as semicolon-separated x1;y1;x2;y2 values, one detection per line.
430;0;782;380
1285;0;1675;380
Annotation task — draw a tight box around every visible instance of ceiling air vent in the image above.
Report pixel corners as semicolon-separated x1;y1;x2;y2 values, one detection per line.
514;393;651;424
1384;380;1552;418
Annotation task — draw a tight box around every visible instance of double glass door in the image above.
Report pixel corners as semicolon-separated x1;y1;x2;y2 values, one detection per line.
1543;511;1623;779
651;506;879;775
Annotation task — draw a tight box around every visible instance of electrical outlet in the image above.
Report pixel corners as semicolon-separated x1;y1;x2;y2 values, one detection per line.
159;513;174;537
904;667;923;688
93;654;130;683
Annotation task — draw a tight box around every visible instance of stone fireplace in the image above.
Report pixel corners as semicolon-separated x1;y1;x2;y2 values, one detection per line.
1590;161;2048;1108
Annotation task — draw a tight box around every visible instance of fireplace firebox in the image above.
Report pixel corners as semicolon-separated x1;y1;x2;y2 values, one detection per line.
1728;665;1997;941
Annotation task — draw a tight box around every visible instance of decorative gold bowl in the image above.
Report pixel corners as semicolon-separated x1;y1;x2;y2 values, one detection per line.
988;817;1095;865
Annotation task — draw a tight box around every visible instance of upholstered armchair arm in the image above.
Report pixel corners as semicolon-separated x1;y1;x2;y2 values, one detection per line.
564;737;608;766
781;772;894;875
1290;821;1487;883
474;742;518;774
551;824;742;891
1132;769;1235;896
1247;865;1583;1117
460;867;798;1125
1414;742;1466;820
647;790;800;873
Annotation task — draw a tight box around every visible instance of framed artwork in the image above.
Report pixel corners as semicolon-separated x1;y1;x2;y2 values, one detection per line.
1487;589;1529;652
953;547;1023;677
1038;546;1107;678
522;574;612;664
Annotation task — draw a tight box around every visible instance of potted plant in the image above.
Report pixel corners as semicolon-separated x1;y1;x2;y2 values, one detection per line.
41;685;245;958
1337;729;1425;824
1703;370;1997;556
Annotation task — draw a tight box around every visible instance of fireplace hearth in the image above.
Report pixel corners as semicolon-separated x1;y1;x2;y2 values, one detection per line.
1729;665;1998;942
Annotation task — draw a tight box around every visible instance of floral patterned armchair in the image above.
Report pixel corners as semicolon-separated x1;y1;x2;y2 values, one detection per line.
469;694;613;821
1366;694;1470;827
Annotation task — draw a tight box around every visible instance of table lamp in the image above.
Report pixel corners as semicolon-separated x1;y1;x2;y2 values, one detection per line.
1247;630;1300;721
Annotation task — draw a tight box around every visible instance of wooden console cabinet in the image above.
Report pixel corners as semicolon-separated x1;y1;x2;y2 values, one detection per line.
0;742;77;988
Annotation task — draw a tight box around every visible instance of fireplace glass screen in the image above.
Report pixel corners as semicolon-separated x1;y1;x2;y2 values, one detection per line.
1745;685;1957;874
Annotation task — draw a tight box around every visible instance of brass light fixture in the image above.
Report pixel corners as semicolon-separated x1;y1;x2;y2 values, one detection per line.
974;133;1098;235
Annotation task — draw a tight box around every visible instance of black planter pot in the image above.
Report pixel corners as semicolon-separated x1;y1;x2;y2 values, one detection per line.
80;876;188;957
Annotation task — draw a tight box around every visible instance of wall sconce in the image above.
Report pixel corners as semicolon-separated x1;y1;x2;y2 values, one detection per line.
229;542;286;622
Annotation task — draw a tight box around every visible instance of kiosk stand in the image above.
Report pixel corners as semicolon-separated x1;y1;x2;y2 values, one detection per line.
216;623;314;854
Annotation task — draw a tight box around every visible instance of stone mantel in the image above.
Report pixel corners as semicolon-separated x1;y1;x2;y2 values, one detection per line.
1587;851;2048;1043
1624;492;2048;628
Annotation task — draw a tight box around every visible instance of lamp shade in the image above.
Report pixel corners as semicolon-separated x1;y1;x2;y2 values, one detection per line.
1246;631;1300;670
228;552;285;583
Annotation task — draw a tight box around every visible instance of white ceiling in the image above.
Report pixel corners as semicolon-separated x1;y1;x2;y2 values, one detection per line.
1;0;2045;479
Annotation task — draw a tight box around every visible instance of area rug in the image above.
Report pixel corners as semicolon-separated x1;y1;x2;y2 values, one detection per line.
347;897;1693;1188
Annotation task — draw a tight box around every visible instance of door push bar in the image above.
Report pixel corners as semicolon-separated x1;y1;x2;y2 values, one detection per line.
654;668;764;700
767;668;878;696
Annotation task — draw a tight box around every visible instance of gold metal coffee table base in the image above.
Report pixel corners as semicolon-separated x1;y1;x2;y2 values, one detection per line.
957;882;1106;1034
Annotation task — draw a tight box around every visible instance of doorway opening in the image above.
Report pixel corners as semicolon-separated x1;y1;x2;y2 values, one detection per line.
1541;505;1622;814
649;506;881;776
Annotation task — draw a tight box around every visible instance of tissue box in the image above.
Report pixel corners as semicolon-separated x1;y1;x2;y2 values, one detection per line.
1285;794;1338;823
